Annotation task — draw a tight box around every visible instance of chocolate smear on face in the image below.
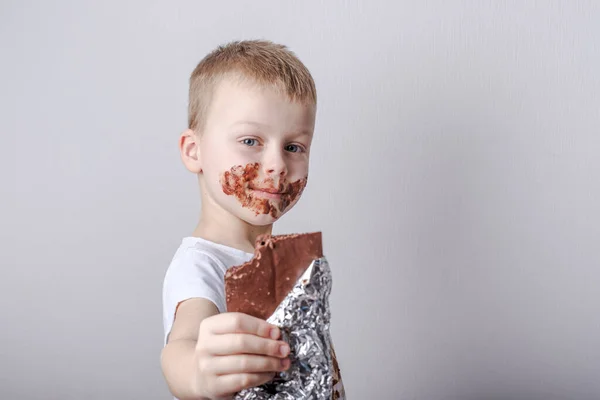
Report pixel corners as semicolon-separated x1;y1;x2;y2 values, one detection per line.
280;177;307;214
221;163;307;217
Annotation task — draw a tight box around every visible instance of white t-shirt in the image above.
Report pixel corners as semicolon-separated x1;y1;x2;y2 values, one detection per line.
162;237;254;344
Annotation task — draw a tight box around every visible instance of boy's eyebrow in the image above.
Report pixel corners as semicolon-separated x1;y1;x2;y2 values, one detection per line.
230;121;312;136
289;129;313;137
229;120;269;129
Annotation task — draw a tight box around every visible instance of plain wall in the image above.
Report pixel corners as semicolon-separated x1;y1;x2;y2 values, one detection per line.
2;1;599;399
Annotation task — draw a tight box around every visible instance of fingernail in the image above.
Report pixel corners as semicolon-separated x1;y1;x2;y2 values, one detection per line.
281;358;290;369
279;344;289;356
270;328;279;340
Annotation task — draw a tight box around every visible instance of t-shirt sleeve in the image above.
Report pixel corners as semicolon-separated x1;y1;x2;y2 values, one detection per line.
162;248;226;345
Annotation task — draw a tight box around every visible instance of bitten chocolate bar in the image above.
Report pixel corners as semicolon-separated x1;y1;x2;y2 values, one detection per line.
225;232;323;319
225;232;346;400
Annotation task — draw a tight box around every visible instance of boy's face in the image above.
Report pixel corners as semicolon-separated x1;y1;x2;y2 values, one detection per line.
197;79;316;226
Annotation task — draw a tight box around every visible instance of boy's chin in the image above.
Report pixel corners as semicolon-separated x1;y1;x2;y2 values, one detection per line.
241;212;280;227
233;206;288;227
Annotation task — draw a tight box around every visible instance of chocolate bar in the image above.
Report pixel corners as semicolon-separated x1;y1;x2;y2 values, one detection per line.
225;232;346;400
225;232;323;318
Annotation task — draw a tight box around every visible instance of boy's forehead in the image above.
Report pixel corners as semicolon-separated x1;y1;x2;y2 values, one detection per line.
209;77;316;128
212;76;288;105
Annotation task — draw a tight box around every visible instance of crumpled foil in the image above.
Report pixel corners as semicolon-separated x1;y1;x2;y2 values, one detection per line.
234;257;335;400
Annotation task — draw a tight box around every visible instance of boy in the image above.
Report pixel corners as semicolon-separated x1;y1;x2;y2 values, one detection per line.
161;40;319;400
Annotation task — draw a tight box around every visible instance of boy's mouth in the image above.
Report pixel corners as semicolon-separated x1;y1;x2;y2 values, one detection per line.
248;185;287;199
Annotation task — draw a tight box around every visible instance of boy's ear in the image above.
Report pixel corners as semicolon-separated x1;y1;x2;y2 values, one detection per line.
179;129;203;173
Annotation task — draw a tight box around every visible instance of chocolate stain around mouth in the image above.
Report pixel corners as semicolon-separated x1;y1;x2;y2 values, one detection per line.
221;163;307;217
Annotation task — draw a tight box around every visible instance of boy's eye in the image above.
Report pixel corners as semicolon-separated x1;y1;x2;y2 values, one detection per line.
285;144;305;153
242;138;259;146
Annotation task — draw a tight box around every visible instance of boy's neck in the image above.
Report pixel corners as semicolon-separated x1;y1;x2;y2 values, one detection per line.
192;207;273;254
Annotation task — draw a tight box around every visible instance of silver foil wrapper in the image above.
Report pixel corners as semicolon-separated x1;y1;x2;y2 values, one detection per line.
234;257;336;400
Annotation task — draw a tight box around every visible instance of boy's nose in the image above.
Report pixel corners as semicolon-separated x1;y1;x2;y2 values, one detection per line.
263;150;288;178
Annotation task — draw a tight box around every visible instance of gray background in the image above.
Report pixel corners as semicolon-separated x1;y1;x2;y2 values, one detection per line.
2;1;599;399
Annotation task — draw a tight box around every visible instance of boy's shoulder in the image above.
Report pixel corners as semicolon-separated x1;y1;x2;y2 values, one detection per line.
162;237;254;335
167;237;253;274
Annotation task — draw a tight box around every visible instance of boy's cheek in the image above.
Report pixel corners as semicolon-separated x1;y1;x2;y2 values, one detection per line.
286;155;310;177
220;163;260;195
204;141;252;166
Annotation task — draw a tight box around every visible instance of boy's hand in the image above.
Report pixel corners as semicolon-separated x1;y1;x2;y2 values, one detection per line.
193;312;291;400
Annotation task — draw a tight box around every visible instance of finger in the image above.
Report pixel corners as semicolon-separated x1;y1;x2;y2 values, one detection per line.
208;312;280;339
216;372;276;393
209;333;290;357
210;354;289;375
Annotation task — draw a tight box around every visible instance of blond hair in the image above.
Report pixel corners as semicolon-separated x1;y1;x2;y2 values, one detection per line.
188;40;317;132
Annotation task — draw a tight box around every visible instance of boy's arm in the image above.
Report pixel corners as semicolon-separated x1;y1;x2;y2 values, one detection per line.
161;298;290;400
161;298;217;400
